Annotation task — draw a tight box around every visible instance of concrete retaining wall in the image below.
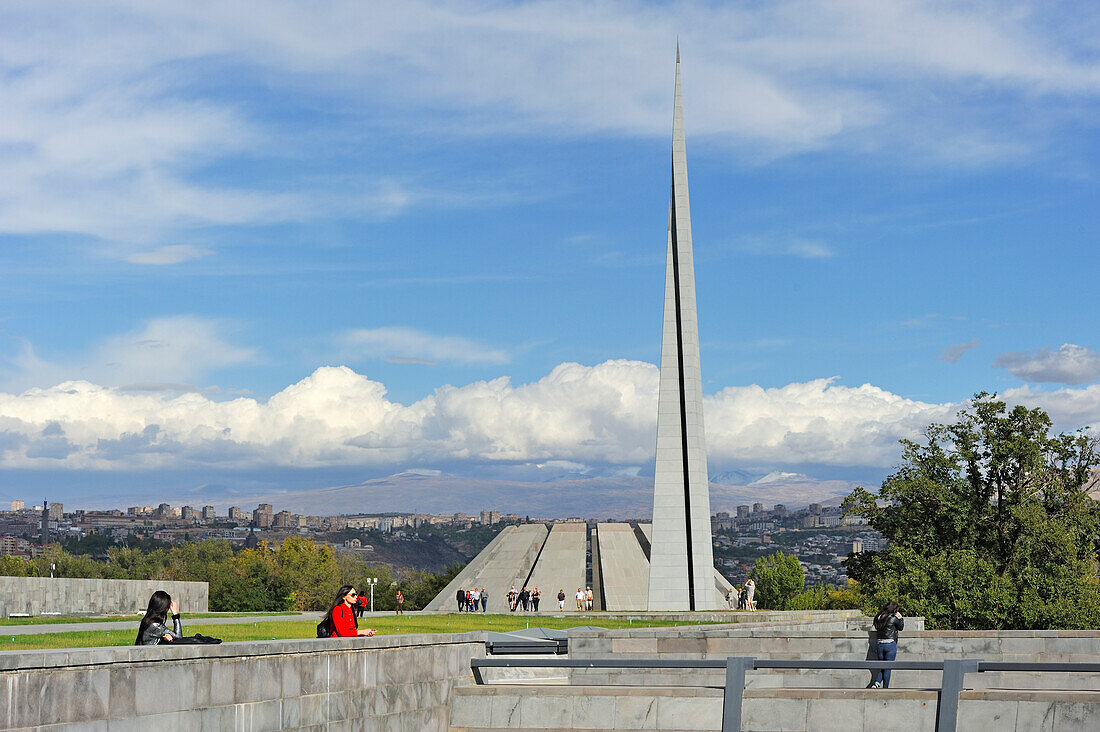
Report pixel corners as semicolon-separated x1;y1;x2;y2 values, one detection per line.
0;632;483;730
568;623;1100;692
449;685;1100;731
0;577;208;618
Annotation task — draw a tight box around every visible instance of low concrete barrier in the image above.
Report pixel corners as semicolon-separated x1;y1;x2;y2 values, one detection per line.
0;577;208;618
568;623;1100;692
449;684;1100;731
0;632;483;730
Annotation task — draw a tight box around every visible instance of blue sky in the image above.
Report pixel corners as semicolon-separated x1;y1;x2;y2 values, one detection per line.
2;1;1099;506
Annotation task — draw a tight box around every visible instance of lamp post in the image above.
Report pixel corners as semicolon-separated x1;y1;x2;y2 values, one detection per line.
367;577;378;612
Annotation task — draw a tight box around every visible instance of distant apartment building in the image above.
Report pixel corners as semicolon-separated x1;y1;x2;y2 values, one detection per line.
736;505;750;518
479;510;501;526
808;503;822;515
180;506;196;522
202;506;216;523
127;506;154;516
228;506;245;522
48;503;63;520
10;500;24;512
254;504;274;528
156;503;172;517
773;504;788;517
273;510;292;528
752;503;764;514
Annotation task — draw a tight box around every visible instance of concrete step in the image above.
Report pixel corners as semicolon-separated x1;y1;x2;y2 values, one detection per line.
449;683;1100;731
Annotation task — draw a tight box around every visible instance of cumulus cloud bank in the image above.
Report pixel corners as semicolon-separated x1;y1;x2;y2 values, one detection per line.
3;360;1096;474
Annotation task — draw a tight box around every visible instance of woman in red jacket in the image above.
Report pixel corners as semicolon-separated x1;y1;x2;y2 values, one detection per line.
323;585;377;638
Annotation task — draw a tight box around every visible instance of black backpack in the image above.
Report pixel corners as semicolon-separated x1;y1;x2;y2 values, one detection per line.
317;616;333;638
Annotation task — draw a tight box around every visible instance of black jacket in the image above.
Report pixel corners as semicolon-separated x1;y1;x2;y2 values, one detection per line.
874;612;904;642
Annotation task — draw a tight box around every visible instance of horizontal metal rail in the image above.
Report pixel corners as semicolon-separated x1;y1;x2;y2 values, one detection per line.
471;656;1100;732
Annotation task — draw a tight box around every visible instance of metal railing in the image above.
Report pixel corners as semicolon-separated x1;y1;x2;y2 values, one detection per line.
470;656;1100;732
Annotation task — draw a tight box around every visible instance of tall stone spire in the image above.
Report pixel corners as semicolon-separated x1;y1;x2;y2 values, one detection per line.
648;47;716;611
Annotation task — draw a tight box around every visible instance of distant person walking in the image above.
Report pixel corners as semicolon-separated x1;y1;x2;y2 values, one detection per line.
726;588;735;609
508;585;518;612
871;601;905;689
456;588;466;613
575;588;584;611
585;587;594;611
558;589;566;611
745;579;756;611
480;588;488;613
738;586;747;610
395;590;404;615
519;587;530;612
532;587;541;612
470;587;480;612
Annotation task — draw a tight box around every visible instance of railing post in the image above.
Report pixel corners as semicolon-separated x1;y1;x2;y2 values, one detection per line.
936;659;980;732
722;656;755;732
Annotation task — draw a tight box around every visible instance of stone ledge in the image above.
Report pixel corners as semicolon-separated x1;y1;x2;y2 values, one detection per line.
0;630;486;671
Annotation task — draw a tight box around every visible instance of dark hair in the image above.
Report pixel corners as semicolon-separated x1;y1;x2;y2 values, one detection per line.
321;585;358;633
875;600;899;622
135;590;172;645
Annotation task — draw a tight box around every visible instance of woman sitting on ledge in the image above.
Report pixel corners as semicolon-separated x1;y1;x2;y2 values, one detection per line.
322;585;377;638
135;591;221;645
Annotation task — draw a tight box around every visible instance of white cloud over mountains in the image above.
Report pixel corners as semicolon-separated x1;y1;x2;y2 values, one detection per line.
2;360;1097;473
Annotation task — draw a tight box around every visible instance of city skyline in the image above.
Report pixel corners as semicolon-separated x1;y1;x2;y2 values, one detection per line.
2;3;1100;505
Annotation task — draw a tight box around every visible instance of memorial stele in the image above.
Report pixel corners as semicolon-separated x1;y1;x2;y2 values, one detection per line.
425;49;727;613
646;44;717;611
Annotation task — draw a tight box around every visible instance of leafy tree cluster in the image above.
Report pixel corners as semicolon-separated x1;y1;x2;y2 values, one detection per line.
0;537;464;613
843;394;1100;630
750;551;805;610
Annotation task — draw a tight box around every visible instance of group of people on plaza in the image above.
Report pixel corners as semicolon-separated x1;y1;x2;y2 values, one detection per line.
456;587;489;612
506;585;541;611
575;586;594;610
725;578;756;611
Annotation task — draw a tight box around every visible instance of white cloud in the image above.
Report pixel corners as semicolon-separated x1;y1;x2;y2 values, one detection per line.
124;245;210;265
0;360;966;472
736;236;836;258
2;1;1099;243
2;360;1097;473
1003;384;1100;432
994;343;1100;385
340;327;508;365
3;316;256;391
940;339;979;363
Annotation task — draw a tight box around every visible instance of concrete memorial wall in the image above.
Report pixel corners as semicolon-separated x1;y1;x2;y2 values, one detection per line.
0;577;208;618
0;632;482;730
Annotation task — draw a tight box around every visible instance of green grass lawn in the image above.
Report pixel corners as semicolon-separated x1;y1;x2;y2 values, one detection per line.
0;611;299;626
0;613;721;651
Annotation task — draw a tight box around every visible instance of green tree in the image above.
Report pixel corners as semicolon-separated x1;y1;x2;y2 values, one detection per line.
209;542;294;612
276;537;339;611
751;551;805;610
843;393;1100;629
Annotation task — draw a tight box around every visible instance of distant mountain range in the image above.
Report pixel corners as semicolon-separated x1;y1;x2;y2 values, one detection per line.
238;471;858;519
